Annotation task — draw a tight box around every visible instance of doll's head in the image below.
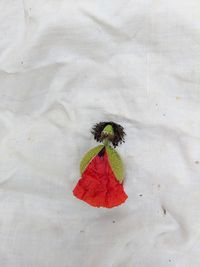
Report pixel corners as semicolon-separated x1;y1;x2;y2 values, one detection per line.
91;121;125;148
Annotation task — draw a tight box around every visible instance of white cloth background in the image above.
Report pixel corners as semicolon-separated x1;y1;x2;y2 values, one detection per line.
0;0;200;266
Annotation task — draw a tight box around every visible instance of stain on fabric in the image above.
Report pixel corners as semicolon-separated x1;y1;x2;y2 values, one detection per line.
162;206;167;215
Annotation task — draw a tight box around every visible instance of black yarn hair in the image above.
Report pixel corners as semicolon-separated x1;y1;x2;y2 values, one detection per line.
91;121;126;148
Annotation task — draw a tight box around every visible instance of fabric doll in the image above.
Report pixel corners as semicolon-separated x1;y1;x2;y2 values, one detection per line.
73;122;128;208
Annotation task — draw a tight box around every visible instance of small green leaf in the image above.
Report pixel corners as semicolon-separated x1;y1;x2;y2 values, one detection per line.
106;146;124;183
80;145;104;174
103;124;114;135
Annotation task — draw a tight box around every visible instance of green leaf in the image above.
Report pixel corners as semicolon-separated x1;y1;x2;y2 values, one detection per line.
102;124;114;135
106;146;124;183
80;145;104;174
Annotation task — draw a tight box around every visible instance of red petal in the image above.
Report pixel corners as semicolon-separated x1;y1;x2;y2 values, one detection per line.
73;151;128;208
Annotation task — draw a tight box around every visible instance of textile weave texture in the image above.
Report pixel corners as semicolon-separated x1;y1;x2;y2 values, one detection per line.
0;0;200;266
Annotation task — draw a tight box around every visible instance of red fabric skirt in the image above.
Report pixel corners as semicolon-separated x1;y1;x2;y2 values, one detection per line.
73;150;128;208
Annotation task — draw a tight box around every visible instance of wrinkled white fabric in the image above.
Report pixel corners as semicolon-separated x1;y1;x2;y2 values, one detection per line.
0;0;200;266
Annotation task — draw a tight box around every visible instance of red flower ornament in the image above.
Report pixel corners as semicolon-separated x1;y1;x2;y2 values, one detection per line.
73;122;128;208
